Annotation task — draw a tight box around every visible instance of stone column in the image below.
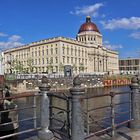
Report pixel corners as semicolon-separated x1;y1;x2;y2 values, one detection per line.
70;76;85;140
38;76;53;140
130;75;140;129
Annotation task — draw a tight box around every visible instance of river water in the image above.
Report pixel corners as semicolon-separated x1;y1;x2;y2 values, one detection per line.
1;85;130;139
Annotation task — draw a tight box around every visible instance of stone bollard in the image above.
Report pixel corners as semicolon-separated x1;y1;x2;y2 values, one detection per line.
130;75;140;129
38;76;54;140
70;76;85;140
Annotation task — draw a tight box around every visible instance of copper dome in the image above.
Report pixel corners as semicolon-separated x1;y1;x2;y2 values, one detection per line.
78;16;100;34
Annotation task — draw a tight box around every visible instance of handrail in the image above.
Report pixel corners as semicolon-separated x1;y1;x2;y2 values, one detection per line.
84;90;132;138
0;92;41;139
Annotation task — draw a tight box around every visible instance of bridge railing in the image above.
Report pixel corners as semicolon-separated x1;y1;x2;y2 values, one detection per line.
48;93;71;139
70;75;140;140
0;75;139;140
84;91;132;139
0;92;41;139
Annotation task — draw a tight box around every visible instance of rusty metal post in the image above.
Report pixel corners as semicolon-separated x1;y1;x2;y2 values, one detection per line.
38;76;53;140
110;92;115;138
130;75;140;129
70;76;85;140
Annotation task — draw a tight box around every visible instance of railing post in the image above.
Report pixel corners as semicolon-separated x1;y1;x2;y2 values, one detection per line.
38;76;54;140
110;92;116;139
70;76;85;140
130;75;140;129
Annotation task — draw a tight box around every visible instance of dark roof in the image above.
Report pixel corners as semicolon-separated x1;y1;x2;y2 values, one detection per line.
78;16;100;34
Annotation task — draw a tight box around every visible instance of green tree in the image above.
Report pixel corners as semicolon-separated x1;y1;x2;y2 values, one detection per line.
79;63;85;72
10;58;24;74
73;64;77;73
47;59;53;73
59;62;64;73
27;58;36;73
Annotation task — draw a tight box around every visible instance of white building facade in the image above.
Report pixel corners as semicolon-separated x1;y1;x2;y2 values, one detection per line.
3;16;119;75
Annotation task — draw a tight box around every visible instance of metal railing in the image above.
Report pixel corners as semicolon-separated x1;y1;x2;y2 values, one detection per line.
0;92;41;139
47;90;132;140
84;91;132;139
48;93;71;140
0;75;139;140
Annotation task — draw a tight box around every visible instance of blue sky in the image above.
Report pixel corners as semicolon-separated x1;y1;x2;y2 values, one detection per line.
0;0;140;58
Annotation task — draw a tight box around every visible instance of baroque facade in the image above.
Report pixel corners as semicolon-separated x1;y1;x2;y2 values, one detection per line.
4;16;119;75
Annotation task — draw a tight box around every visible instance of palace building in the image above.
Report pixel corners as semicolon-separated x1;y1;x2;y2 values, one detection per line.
3;16;119;75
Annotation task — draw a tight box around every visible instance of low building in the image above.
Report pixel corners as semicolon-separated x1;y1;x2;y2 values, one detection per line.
119;58;140;75
3;16;119;75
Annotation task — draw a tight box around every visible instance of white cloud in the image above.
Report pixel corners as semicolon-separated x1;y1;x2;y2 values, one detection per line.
101;17;140;30
0;35;23;51
103;40;123;50
130;32;140;39
70;3;104;17
9;35;21;42
0;32;8;37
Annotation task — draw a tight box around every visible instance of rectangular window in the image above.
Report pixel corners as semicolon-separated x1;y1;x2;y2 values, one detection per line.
55;57;58;63
79;58;81;64
35;59;37;65
75;49;77;55
63;56;65;63
42;50;44;56
63;47;65;54
46;58;48;64
50;57;53;63
55;66;58;72
38;50;40;56
75;58;77;64
78;50;80;56
82;50;84;57
55;48;58;54
39;59;41;65
51;48;53;55
42;58;44;64
71;57;73;64
71;48;73;55
86;59;87;65
67;48;69;55
67;57;69;63
46;49;48;55
35;51;37;56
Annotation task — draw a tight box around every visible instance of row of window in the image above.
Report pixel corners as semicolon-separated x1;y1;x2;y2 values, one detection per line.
119;60;140;66
78;36;96;42
32;47;58;57
16;57;88;66
120;67;140;71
